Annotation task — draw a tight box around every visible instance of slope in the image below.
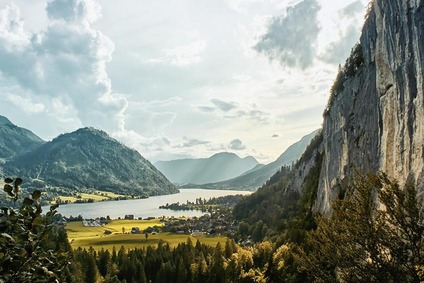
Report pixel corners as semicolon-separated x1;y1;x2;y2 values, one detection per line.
0;115;45;161
154;152;259;185
199;130;318;191
4;127;178;196
234;0;424;229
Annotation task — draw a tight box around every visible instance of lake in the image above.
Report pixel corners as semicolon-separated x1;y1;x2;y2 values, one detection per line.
46;189;252;219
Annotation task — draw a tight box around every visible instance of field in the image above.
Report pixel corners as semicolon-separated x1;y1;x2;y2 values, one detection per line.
55;190;126;203
65;219;227;251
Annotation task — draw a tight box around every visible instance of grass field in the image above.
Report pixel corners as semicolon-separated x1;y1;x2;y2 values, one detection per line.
56;190;126;204
65;220;227;251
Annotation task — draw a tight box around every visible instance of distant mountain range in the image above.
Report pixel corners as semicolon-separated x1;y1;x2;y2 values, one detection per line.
0;116;177;197
0;113;318;196
0;116;45;162
183;130;318;191
154;152;260;185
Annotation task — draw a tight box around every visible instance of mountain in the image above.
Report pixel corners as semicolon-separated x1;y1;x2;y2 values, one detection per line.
236;0;424;220
0;115;44;161
154;152;260;185
4;127;178;196
198;130;318;191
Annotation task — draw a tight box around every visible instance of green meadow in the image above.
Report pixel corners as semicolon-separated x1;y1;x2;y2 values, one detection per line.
65;219;227;251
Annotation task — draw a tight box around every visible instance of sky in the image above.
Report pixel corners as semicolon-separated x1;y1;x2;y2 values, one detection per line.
0;0;369;163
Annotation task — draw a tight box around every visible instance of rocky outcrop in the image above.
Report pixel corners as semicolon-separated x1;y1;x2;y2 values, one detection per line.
313;0;424;215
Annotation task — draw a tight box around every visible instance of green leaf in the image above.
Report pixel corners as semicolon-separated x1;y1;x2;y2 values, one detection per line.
32;190;42;200
15;178;23;186
1;233;15;243
4;184;12;193
4;178;13;183
50;203;59;210
23;198;34;206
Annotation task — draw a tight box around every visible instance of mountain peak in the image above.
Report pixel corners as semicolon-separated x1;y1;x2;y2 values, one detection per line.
155;151;259;185
210;152;238;159
0;115;13;126
0;115;44;160
4;126;177;196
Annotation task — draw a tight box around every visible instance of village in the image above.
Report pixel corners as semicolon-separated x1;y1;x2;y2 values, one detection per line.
57;194;248;242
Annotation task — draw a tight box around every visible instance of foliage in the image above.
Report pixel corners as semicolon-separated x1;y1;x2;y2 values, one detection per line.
0;177;69;282
0;116;44;160
325;43;365;113
3;127;178;197
296;172;424;282
233;146;322;243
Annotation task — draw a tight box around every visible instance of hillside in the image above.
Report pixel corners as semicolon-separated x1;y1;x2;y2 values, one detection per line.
199;130;318;190
235;0;424;223
154;152;259;185
4;127;178;196
0;115;44;161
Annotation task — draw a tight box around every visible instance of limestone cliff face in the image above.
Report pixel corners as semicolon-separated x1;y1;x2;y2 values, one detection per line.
295;0;424;215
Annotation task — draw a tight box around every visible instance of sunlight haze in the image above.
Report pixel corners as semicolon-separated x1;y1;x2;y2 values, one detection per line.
0;0;369;163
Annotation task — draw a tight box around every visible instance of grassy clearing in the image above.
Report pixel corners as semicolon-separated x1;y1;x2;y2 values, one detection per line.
65;220;227;251
55;190;126;204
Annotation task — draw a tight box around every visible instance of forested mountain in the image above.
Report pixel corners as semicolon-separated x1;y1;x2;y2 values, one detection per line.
154;152;259;185
3;127;178;196
3;1;424;282
0;115;44;161
199;130;318;191
234;0;424;242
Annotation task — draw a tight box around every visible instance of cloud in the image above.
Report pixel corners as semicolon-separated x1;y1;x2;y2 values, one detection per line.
320;24;360;65
173;137;210;148
6;93;45;114
197;98;270;124
228;139;246;150
0;0;127;133
253;0;321;69
197;98;238;113
144;40;207;67
341;1;364;18
272;134;279;138
197;106;216;113
211;98;238;112
233;108;269;123
46;0;101;23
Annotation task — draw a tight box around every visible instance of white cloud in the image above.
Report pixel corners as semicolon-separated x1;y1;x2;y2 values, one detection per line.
46;0;101;24
173;137;210;148
253;0;321;69
143;40;207;67
6;93;45;114
0;0;127;133
211;98;238;112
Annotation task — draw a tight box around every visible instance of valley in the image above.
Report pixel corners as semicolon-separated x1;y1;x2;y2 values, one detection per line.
65;219;228;251
1;0;424;282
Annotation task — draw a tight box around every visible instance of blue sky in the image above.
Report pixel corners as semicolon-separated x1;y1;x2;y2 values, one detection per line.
0;0;369;163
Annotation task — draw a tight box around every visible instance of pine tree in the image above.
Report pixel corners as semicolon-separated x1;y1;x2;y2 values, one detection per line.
296;172;424;282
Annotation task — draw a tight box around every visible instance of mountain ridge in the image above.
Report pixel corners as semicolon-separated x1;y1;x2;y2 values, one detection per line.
0;115;45;161
154;152;260;185
3;127;178;196
239;0;424;219
195;130;318;191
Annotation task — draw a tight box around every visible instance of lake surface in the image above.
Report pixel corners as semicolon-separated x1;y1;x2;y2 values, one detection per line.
47;189;252;219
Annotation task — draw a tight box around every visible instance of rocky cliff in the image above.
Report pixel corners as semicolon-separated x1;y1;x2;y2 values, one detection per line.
287;0;424;215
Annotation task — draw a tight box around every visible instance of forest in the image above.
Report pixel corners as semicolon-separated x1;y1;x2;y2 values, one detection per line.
1;169;424;282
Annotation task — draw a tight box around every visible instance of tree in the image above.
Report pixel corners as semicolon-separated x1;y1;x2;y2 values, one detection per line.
0;177;69;282
296;172;424;282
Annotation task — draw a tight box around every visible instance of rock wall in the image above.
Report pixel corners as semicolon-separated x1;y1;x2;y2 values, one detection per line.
312;0;424;214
